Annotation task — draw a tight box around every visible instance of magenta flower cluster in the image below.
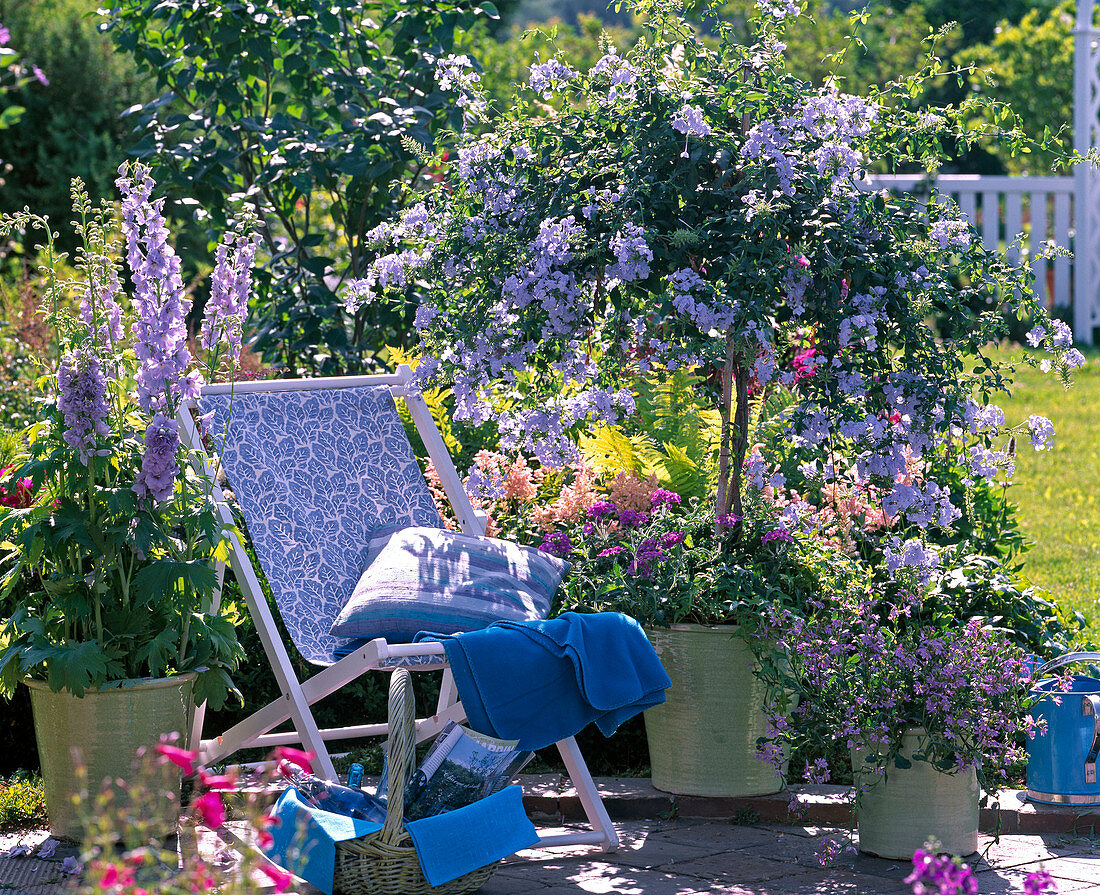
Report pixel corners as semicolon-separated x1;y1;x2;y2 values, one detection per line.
906;849;1057;895
905;849;977;895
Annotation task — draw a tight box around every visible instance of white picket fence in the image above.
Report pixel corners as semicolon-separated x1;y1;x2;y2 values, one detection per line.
867;174;1076;311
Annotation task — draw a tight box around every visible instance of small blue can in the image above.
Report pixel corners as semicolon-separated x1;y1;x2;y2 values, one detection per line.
1027;652;1100;806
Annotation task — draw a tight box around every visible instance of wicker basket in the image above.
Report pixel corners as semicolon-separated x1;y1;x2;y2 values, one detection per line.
332;668;498;895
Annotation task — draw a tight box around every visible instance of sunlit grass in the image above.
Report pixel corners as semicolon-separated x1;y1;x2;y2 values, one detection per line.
993;344;1100;640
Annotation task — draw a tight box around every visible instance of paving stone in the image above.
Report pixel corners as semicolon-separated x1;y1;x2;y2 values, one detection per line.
650;820;794;851
1039;853;1100;884
658;849;820;885
974;833;1091;870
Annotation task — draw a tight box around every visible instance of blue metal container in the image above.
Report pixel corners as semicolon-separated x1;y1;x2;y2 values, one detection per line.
1027;652;1100;805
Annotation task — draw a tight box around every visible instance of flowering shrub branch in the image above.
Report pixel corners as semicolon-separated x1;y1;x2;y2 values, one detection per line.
347;0;1079;573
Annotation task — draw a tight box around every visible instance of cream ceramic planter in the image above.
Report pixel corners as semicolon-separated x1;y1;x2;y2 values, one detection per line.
643;624;785;797
852;729;979;859
26;673;197;840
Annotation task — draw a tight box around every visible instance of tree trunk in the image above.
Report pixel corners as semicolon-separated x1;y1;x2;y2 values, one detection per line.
716;339;751;522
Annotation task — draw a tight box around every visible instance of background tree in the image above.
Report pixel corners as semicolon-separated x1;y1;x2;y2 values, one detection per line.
104;0;499;376
0;0;146;255
959;0;1074;175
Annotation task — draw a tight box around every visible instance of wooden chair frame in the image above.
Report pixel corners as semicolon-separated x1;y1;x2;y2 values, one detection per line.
177;368;619;851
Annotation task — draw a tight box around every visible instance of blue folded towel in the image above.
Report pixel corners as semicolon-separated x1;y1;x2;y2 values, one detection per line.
263;787;383;895
405;785;539;886
417;611;671;750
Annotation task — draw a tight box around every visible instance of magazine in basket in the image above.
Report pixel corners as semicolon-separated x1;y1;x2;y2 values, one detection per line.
403;722;534;820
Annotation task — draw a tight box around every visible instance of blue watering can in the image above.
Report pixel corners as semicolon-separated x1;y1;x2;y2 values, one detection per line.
1027;652;1100;805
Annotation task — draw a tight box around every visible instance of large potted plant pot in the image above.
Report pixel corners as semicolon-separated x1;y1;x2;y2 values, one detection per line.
25;673;198;840
852;729;978;859
643;624;783;797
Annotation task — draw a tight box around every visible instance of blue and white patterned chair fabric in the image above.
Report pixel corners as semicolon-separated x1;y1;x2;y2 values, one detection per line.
201;386;445;665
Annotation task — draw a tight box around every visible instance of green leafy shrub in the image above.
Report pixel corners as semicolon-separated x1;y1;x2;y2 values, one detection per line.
0;771;46;829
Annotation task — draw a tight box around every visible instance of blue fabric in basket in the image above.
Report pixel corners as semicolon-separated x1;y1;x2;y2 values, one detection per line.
263;787;382;895
404;785;539;887
416;611;671;750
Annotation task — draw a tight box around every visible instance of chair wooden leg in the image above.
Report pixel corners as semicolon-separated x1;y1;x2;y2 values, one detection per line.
546;736;620;852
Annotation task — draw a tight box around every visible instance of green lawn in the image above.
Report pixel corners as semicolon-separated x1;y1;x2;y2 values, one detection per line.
994;345;1100;640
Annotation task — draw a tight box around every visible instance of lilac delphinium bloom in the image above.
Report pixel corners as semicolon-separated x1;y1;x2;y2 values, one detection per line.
56;350;111;462
200;225;262;363
133;413;180;503
116;163;198;413
79;257;124;347
1027;414;1055;451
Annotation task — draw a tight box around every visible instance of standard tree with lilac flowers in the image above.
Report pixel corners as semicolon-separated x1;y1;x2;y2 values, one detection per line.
0;164;258;706
346;0;1081;577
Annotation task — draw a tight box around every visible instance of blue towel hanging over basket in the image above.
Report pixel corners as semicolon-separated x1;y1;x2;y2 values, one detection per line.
1027;652;1100;806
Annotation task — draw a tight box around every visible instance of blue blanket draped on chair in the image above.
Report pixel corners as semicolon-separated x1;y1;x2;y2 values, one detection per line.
417;612;671;750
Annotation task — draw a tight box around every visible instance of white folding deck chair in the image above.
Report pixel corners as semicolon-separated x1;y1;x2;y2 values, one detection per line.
177;368;618;851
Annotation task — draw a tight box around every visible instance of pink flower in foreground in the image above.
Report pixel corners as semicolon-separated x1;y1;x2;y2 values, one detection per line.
260;863;294;892
155;743;197;775
193;791;226;828
274;746;315;774
198;770;237;792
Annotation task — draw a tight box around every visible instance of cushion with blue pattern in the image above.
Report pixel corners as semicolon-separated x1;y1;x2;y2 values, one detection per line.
329;527;567;643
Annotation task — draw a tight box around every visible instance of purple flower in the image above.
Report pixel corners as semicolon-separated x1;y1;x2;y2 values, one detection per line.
79;258;124;346
1026;323;1046;348
133;413;180;503
1027;415;1054;451
538;531;572;558
761;528;793;545
929;219;971;252
529;57;577;98
716;513;742;527
671;103;712;137
650;489;681;509
659;531;686;549
31;65;47;86
618;508;650;528
1023;869;1057;895
0;25;10;46
56;350;111;463
598;546;628;558
200;223;260;363
116;162;197;413
905;849;978;895
606;222;652;283
586;501;619;520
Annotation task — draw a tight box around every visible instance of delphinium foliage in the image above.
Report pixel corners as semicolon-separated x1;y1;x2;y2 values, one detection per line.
0;165;259;706
345;0;1081;580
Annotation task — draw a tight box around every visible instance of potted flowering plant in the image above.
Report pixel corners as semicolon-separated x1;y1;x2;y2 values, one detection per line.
754;583;1033;859
344;0;1078;794
0;164;259;838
